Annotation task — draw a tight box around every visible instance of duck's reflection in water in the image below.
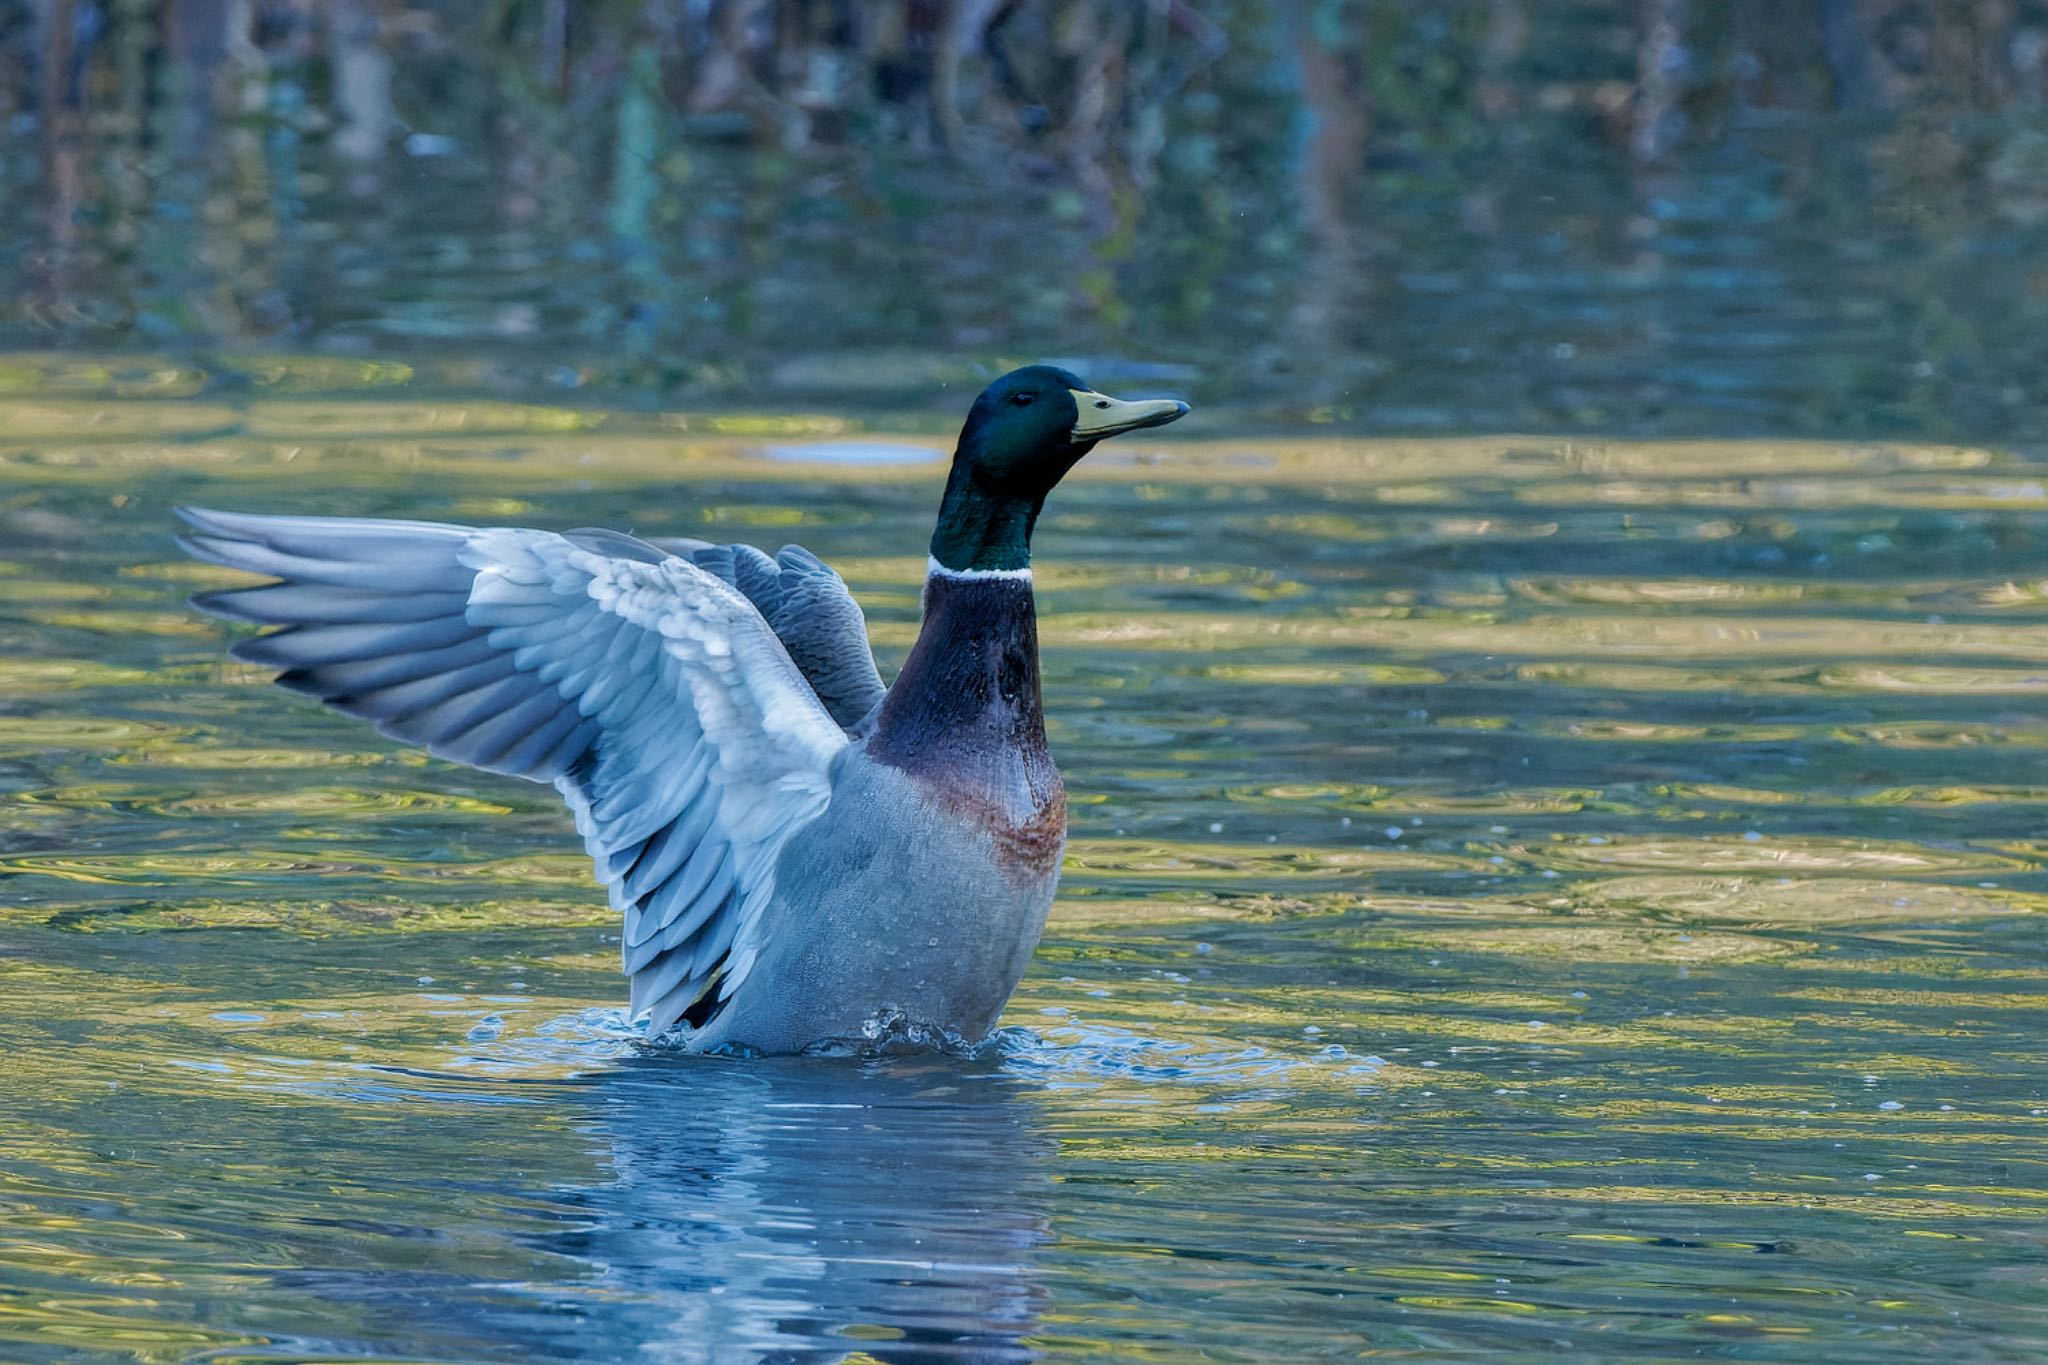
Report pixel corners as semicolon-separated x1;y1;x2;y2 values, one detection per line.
539;1051;1054;1363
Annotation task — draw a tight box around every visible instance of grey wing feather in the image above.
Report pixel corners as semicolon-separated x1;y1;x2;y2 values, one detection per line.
178;507;848;1036
646;537;886;732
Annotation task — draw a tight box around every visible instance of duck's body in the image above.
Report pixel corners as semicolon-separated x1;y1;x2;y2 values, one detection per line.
701;573;1063;1053
179;367;1186;1053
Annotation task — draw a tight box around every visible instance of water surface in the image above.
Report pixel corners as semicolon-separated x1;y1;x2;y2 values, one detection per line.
3;378;2047;1359
13;3;2048;441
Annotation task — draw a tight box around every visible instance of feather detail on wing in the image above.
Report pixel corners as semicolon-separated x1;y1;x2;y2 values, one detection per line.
648;537;886;733
177;508;849;1035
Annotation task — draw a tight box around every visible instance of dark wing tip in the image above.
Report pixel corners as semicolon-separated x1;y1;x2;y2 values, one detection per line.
175;531;220;563
226;631;283;666
188;586;241;620
174;506;245;538
272;668;333;698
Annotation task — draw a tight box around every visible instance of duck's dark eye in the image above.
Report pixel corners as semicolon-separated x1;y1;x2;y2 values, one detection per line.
1011;392;1035;407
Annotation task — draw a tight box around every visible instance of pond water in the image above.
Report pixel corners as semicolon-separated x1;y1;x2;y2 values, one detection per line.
14;3;2048;445
1;370;2046;1359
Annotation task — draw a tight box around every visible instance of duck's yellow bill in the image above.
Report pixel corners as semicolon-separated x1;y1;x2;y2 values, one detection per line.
1069;390;1191;440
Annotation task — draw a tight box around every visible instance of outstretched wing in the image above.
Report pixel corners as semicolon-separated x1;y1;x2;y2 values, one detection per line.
177;508;849;1036
647;537;886;733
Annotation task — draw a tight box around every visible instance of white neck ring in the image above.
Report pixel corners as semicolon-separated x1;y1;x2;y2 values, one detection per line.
927;555;1033;583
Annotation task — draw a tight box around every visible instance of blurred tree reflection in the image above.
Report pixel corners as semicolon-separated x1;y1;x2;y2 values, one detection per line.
3;1;2048;437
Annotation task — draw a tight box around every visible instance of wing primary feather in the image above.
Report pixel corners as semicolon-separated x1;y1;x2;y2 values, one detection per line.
655;856;736;950
491;706;595;778
233;617;480;668
629;946;700;1018
533;713;601;776
689;896;744;968
619;771;717;905
326;653;522;719
193;584;473;625
438;690;573;772
390;673;540;746
270;634;500;699
176;506;471;552
177;533;461;590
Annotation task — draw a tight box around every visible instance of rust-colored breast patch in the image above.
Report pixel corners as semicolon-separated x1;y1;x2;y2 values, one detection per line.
923;767;1067;886
984;781;1068;883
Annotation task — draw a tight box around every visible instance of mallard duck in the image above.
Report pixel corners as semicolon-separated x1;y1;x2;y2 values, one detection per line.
178;366;1189;1053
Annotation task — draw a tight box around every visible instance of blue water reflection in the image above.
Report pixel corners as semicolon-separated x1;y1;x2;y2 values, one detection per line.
535;1055;1050;1363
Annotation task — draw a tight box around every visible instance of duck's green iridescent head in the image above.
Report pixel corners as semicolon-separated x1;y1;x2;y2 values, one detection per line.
931;365;1190;574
